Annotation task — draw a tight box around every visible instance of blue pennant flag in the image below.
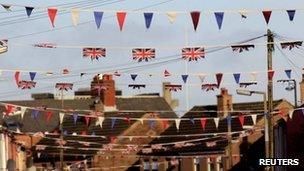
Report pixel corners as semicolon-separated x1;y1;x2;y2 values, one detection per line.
25;7;34;17
233;73;241;84
91;131;96;136
31;110;39;119
29;72;36;81
181;75;189;83
111;118;116;129
72;113;78;124
63;130;68;135
131;74;138;81
94;11;103;29
149;120;155;129
285;69;292;79
287;10;296;21
227;115;231;126
190;118;195;125
144;12;153;29
214;12;224;30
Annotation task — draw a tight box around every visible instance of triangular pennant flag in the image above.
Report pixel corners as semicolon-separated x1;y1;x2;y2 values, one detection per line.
214;12;224;30
238;115;245;128
190;11;200;31
200;118;207;130
72;113;78;124
227;115;231;126
59;112;65;124
46;111;53;123
37;152;41;158
111;118;116;129
144;12;153;29
166;12;177;23
124;116;131;125
15;71;20;86
216;73;223;87
93;11;103;29
251;115;257;125
190;118;195;125
138;118;144;125
162;119;169;129
286;10;296;21
97;116;105;128
20;107;27;119
71;9;79;26
175;119;181;130
149;120;155;129
164;70;171;77
32;110;39;119
289;109;294;119
4;104;14;116
268;70;275;80
233;73;241;84
198;74;206;83
239;10;247;19
16;127;21;133
262;11;272;25
25;7;34;17
1;5;11;11
181;75;188;83
116;12;127;31
214;118;220;129
131;74;137;81
29;72;36;81
84;116;90;126
285;69;292;79
47;8;58;28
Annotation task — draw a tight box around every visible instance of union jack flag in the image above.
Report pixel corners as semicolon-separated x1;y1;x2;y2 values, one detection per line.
239;82;257;88
0;39;8;54
34;43;57;48
132;48;155;62
128;84;146;89
182;47;205;61
164;84;182;92
231;44;254;53
55;83;73;91
83;48;106;60
18;81;36;89
201;83;218;91
281;41;303;50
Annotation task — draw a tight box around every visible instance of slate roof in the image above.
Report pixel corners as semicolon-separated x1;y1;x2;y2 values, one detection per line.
0;96;177;162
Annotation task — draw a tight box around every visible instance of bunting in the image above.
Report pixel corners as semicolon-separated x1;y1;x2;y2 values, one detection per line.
175;119;181;130
20;107;27;119
280;41;302;50
144;12;153;29
117;12;127;31
47;8;57;27
132;48;155;62
131;74;138;81
73;113;78;124
111;118;116;129
200;118;207;130
59;113;65;124
14;71;20;86
71;9;79;26
238;115;245;128
128;84;146;89
251;115;257;125
262;11;272;25
45;111;53;123
233;73;241;84
214;12;224;30
85;116;90;126
32;110;39;119
29;72;36;81
181;75;188;83
18;81;36;89
213;118;219;129
189;118;195;125
239;82;257;88
162;119;169;129
0;39;8;54
164;70;171;77
166;12;177;23
83;48;106;60
201;83;218;91
25;7;34;17
1;5;11;11
190;11;200;31
268;70;275;80
182;47;205;61
231;45;254;53
96;116;105;128
289;109;294;119
55;83;73;91
164;84;182;92
286;10;296;21
216;73;223;87
285;69;292;79
34;43;56;48
94;11;103;29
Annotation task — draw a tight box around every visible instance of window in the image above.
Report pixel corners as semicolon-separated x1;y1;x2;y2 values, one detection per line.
143;160;150;171
152;159;158;171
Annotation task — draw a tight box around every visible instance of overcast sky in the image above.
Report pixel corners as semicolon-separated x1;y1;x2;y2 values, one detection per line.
0;0;304;113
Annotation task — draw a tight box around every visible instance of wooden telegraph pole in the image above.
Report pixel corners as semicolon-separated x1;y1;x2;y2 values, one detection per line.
267;29;274;171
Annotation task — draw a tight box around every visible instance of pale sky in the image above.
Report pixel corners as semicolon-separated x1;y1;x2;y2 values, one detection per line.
0;0;304;113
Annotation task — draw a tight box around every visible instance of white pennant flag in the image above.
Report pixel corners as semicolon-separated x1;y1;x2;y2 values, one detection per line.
166;12;178;23
251;115;257;125
96;116;105;128
289;109;294;119
20;107;27;119
16;128;21;133
250;72;258;81
138;118;144;125
175;118;181;130
71;9;79;26
37;152;41;158
213;118;220;129
59;113;65;124
129;136;133;142
198;74;206;83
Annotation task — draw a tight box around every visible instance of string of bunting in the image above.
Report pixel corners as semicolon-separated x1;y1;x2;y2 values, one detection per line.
0;4;300;30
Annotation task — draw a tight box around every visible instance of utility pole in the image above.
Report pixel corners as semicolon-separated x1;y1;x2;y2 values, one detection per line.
267;29;274;171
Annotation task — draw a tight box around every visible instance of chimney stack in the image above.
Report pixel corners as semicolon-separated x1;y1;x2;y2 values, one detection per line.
91;74;116;111
162;82;179;109
217;88;233;117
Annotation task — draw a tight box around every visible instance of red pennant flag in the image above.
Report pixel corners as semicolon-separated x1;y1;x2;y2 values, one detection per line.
5;104;14;115
190;11;200;31
216;73;223;87
162;119;169;129
84;116;90;126
164;70;171;77
238;115;245;127
200;118;207;130
47;8;57;27
110;136;117;143
124;116;131;125
262;11;272;25
268;70;275;80
15;71;20;86
116;12;127;31
46;111;53;123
